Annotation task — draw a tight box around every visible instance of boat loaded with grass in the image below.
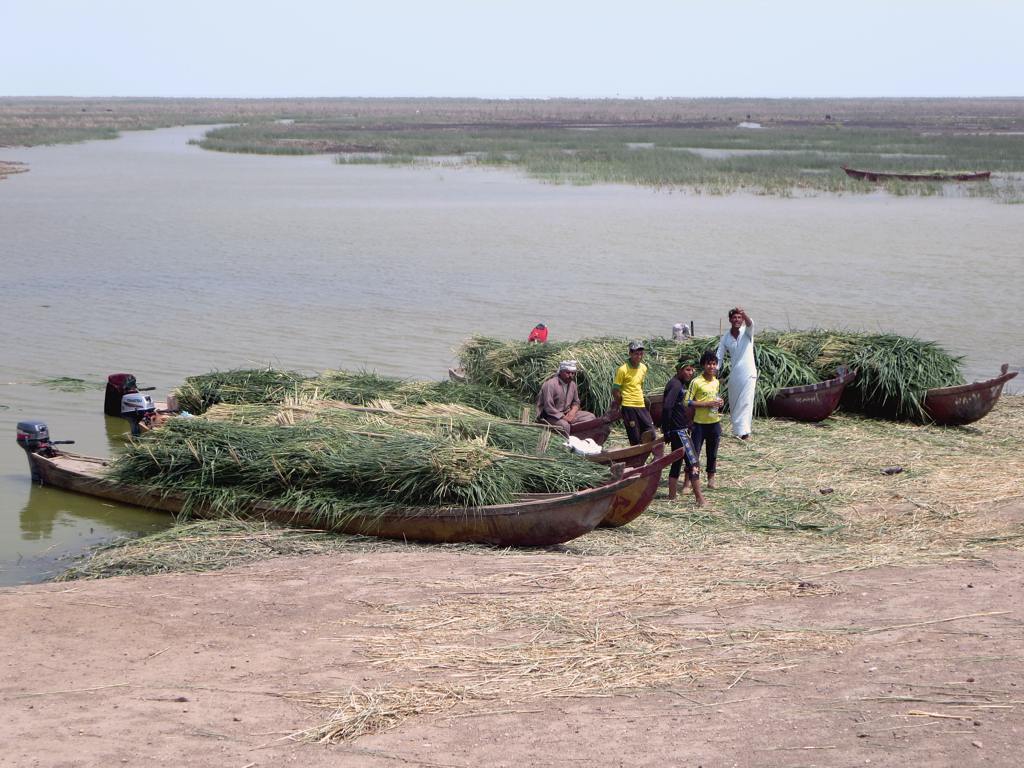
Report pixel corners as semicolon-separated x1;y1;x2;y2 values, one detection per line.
458;331;1010;426
16;392;683;545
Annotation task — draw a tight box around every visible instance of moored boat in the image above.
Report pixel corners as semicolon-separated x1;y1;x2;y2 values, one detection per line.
522;444;682;527
16;424;634;548
598;444;680;527
922;364;1018;427
585;438;662;469
766;367;857;422
843;166;991;182
567;414;615;446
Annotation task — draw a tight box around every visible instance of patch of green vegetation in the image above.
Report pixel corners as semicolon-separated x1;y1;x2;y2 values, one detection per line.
197;122;1024;198
5;98;1021;199
35;376;103;392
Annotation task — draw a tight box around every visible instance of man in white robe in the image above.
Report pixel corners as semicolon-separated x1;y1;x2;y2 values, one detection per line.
716;307;756;439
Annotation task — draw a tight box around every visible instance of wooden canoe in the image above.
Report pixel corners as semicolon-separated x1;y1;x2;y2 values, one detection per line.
843;166;991;182
766;367;857;422
567;414;615;446
23;448;632;547
921;364;1018;427
599;444;680;527
522;444;683;528
585;438;661;469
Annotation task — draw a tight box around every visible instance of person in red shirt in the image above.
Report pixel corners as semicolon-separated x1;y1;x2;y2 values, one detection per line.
527;323;548;343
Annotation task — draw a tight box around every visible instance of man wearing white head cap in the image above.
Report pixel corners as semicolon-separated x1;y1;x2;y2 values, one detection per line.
535;360;596;436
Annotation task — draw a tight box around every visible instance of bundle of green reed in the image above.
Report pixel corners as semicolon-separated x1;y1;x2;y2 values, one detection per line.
763;330;965;420
109;417;609;523
458;335;702;415
204;398;555;454
173;367;306;414
173;368;526;420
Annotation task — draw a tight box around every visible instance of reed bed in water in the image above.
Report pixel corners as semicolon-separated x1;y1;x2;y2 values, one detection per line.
108;416;609;520
173;367;526;420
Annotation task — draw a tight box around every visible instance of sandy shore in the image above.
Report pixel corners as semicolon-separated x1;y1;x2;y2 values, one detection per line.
2;502;1022;768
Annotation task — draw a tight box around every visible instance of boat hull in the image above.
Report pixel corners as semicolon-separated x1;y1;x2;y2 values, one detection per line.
922;365;1017;426
25;450;631;547
568;415;614;446
586;438;661;469
766;367;857;422
843;166;991;182
522;444;681;527
600;444;680;528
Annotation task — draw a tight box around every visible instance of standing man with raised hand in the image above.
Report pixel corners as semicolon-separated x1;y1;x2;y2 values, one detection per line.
717;306;757;440
612;340;655;446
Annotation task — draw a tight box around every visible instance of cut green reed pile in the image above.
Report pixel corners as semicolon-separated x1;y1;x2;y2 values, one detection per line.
460;335;696;416
173;368;526;420
203;399;556;455
460;331;964;421
108;416;609;523
763;330;965;420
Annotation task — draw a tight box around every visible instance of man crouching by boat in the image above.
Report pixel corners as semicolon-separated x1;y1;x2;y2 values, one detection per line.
536;360;596;436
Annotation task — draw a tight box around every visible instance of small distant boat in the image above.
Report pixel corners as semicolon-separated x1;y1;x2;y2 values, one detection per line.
843;166;991;182
922;364;1018;427
767;367;857;422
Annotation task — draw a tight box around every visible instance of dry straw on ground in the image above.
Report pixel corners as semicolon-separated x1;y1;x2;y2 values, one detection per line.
61;400;1024;742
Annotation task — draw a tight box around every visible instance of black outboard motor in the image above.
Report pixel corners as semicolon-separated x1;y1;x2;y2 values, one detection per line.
105;373;138;417
16;421;74;482
104;373;156;417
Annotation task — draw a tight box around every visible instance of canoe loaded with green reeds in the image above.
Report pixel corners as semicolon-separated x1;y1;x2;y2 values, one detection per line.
460;332;966;423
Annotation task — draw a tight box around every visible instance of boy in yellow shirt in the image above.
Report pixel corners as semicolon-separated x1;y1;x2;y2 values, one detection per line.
612;340;655;445
686;349;725;488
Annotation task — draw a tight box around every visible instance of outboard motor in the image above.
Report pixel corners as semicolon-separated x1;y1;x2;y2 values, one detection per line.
16;421;74;482
104;373;155;417
121;392;156;437
16;421;52;453
105;373;138;417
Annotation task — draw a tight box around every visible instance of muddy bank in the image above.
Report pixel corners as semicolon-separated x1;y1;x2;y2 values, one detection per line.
2;507;1022;767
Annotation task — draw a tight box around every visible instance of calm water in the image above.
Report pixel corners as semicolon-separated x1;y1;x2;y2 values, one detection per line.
1;125;1021;584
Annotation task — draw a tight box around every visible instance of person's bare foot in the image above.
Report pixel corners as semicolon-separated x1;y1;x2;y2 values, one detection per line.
707;476;718;489
667;492;677;501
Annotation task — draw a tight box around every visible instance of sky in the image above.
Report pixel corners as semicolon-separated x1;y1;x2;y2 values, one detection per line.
4;0;1022;98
